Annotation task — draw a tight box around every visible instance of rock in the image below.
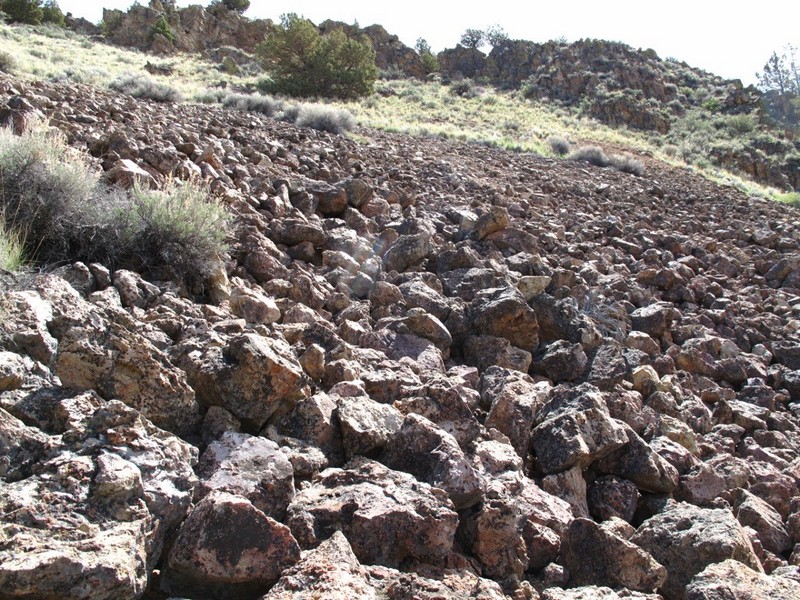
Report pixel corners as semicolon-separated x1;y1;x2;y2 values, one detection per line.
285;458;458;567
383;233;431;272
474;206;510;239
631;502;763;600
262;531;377;599
176;332;305;431
469;287;539;351
531;383;628;474
0;407;53;482
686;559;800;600
336;393;403;459
531;340;588;382
630;302;679;341
561;518;667;592
196;432;295;521
382;413;484;509
229;279;281;324
366;563;509;599
112;269;160;308
542;466;591;519
164;491;301;599
463;335;532;372
733;488;793;556
587;475;640;523
594;422;680;494
105;158;157;189
483;367;550;461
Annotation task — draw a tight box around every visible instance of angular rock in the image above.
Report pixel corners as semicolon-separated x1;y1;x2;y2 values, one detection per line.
383;233;431;273
463;335;532;372
733;488;793;556
469;287;539;351
285;458;458;567
531;383;628;474
196;432;295;521
594;422;680;494
686;559;800;600
262;531;377;599
631;502;763;600
382;413;483;509
531;340;588;382
561;518;667;592
587;475;640;523
176;332;305;431
164;491;301;599
336;393;403;459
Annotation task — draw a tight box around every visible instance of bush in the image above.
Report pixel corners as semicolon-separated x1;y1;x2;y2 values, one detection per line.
0;50;16;73
548;135;571;156
450;79;480;98
256;13;378;99
0;126;230;288
123;180;230;286
215;0;250;13
569;145;644;175
151;15;176;45
109;74;181;103
222;92;281;116
2;0;43;25
294;104;356;134
569;145;610;167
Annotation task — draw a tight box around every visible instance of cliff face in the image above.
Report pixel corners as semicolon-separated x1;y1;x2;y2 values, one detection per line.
1;69;800;599
101;2;271;54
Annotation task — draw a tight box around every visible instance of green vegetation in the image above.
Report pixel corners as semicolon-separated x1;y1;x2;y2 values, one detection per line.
0;125;230;288
0;49;16;72
295;103;356;134
256;13;378;99
40;0;64;27
151;15;176;45
1;0;44;25
214;0;250;13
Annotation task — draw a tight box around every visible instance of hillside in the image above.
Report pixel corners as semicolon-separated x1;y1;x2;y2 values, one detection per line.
1;11;800;600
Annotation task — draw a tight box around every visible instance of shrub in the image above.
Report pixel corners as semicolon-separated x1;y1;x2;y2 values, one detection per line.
608;154;645;176
194;88;229;104
0;125;99;263
122;180;230;286
0;126;230;288
216;0;250;13
222;92;281;116
294;104;355;134
548;135;571;155
2;0;43;25
0;50;16;72
450;79;480;98
151;15;176;45
256;13;378;99
569;145;610;167
109;74;181;103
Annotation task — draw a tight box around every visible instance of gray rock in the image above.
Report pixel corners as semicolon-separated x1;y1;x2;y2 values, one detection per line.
531;383;628;474
196;432;295;521
164;491;301;599
531;340;588;382
285;457;458;567
383;233;431;273
382;413;484;509
631;502;763;600
337;393;403;459
561;518;667;592
686;559;800;600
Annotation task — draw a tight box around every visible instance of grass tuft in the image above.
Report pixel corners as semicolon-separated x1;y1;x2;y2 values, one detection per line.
222;92;282;116
0;221;26;272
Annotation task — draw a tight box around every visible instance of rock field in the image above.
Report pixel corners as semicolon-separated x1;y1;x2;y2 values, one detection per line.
1;73;800;599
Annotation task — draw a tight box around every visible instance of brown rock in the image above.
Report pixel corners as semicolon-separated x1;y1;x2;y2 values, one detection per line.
686;559;800;600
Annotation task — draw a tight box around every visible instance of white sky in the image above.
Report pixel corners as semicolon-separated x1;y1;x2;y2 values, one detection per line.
57;1;800;85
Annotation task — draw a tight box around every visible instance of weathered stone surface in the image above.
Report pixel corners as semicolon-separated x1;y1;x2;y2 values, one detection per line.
531;383;628;474
686;559;800;600
594;422;680;494
366;563;509;599
631;502;763;600
587;475;640;522
383;233;431;273
463;334;532;372
285;458;458;567
196;432;295;521
733;488;793;556
469;287;539;351
337;393;403;459
262;531;377;599
229;279;281;324
561;518;667;592
176;332;305;431
531;340;588;382
382;413;483;509
164;491;301;598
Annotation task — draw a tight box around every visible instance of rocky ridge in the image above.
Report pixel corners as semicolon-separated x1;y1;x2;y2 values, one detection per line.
1;71;800;600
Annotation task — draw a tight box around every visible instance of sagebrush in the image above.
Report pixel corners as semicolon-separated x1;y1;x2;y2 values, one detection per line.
109;73;182;103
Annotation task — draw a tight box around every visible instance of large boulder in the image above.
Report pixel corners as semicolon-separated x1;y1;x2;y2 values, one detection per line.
163;491;301;599
686;559;800;600
631;502;763;600
285;458;458;567
531;383;628;474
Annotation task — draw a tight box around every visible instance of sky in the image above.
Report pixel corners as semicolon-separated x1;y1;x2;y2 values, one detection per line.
57;1;800;86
